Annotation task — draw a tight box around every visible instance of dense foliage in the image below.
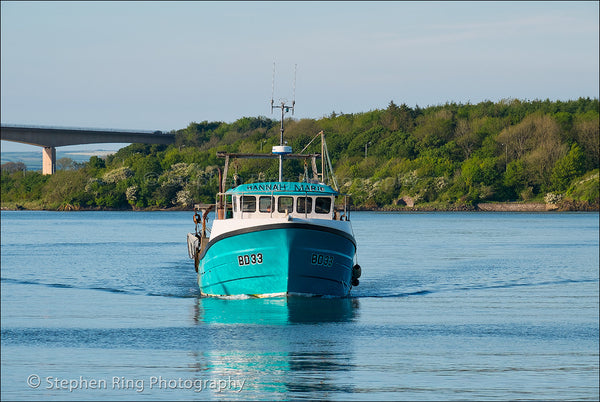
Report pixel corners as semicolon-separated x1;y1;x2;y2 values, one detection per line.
2;98;598;210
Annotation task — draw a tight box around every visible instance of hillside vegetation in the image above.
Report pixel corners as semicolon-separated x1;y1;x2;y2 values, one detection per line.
2;98;598;211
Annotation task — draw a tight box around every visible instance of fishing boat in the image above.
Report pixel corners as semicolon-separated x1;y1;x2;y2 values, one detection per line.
187;99;361;297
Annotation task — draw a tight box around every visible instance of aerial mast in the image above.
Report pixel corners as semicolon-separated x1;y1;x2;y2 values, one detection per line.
271;63;296;182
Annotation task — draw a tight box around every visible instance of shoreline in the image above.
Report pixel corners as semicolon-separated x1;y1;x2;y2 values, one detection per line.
356;201;598;212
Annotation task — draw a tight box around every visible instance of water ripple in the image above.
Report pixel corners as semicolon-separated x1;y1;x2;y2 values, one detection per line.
356;278;598;299
1;277;198;298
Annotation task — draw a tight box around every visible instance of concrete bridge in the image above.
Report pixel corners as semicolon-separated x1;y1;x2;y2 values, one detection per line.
1;124;175;174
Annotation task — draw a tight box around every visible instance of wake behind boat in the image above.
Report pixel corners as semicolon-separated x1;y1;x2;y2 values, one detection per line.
187;97;361;297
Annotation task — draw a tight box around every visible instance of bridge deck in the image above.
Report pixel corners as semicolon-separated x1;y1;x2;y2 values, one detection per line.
1;124;176;174
1;124;175;147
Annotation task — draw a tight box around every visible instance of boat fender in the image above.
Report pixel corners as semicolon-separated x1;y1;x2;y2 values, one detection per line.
352;264;361;279
187;233;200;259
351;278;359;287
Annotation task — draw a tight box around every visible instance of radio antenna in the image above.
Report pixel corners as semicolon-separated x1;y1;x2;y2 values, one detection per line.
269;62;297;181
270;60;276;114
291;64;297;115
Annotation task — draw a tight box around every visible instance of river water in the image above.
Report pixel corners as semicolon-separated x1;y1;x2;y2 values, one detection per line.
1;211;598;400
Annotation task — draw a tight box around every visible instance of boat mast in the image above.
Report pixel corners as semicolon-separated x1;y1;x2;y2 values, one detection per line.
271;63;296;182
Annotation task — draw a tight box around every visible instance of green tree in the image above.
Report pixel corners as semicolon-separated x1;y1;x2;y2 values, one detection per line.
88;156;106;170
573;112;600;170
551;143;586;192
413;109;455;149
42;169;90;208
503;159;528;199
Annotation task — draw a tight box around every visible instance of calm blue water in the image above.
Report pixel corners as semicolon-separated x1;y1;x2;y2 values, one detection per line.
1;211;598;400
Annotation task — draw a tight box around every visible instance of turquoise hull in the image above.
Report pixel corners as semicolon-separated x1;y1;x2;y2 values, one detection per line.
198;223;356;297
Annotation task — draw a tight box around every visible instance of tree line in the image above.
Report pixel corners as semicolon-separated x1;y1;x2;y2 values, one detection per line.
1;97;598;210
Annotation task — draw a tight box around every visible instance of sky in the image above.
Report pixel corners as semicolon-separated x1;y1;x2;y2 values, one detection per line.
1;1;599;152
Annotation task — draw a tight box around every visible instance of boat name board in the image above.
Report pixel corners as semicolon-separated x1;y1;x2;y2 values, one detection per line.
235;183;332;194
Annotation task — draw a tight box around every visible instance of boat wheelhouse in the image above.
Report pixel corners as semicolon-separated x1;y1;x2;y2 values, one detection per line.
227;182;345;221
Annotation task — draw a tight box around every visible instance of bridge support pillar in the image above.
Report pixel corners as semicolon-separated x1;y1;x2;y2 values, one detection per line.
42;146;56;175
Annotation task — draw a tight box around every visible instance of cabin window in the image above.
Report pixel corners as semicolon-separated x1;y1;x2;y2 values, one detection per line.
278;196;293;213
297;196;313;213
315;197;332;214
232;196;237;212
241;195;256;212
259;196;274;213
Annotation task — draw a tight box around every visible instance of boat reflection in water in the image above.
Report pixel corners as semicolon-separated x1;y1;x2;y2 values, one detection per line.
190;297;360;399
194;295;359;325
